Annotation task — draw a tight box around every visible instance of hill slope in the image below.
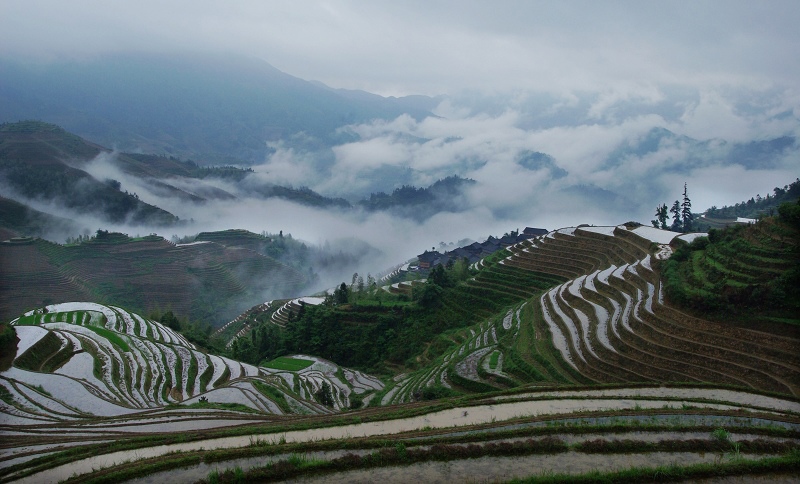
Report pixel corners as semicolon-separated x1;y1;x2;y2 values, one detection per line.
3;304;799;483
220;221;800;403
2;224;800;483
0;121;178;227
0;53;437;163
0;232;308;324
663;203;800;323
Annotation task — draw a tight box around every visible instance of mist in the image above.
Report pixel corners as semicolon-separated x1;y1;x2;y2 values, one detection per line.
2;16;798;299
8;83;795;300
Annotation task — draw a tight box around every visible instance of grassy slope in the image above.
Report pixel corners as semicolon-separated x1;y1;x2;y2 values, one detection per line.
662;213;800;327
0;234;307;325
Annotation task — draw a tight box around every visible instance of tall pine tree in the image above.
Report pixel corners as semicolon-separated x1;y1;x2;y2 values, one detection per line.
670;200;681;231
681;182;693;232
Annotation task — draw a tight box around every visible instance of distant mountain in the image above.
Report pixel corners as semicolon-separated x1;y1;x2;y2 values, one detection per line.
0;53;437;164
0;121;179;228
603;127;797;173
359;175;476;221
0;122;483;240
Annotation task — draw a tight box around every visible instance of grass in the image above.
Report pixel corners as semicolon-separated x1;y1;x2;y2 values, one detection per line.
84;325;130;352
13;314;40;326
262;356;314;371
204;436;800;484
510;450;800;483
33;384;52;397
198;355;214;392
0;384;14;404
13;331;64;371
252;381;292;414
186;354;198;395
171;401;258;413
488;351;500;370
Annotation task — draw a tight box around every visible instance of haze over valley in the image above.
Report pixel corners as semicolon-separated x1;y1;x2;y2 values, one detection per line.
1;51;798;294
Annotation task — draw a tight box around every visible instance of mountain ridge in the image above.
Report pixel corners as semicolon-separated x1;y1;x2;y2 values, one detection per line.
0;53;438;163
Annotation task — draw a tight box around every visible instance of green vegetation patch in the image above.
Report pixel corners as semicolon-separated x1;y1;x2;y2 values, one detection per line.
172;401;258;413
13;315;40;326
662;208;800;325
488;351;500;370
0;324;16;370
84;325;130;352
0;383;13;404
263;357;314;371
13;331;62;371
253;380;292;413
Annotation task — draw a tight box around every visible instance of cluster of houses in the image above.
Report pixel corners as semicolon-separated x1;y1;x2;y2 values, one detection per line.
412;227;548;271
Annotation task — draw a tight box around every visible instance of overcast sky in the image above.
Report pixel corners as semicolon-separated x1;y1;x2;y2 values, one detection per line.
2;0;799;96
2;1;799;257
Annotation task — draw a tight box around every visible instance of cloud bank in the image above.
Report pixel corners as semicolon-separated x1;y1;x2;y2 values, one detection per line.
2;1;799;96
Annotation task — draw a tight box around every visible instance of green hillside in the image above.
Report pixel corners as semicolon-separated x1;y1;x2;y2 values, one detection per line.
663;202;800;326
3;229;800;482
0;232;307;325
704;178;800;220
226;221;799;406
0;121;179;226
2;180;800;483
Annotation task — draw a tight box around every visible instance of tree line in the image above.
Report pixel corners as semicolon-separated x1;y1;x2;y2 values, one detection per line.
227;258;474;371
704;178;800;220
652;182;694;232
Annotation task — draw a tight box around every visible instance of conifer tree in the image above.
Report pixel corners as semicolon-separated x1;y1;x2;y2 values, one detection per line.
652;203;668;229
681;182;693;232
670;200;681;231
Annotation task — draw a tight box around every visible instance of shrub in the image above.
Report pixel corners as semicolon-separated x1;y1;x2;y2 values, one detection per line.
0;323;16;348
417;385;459;401
349;394;364;409
777;200;800;227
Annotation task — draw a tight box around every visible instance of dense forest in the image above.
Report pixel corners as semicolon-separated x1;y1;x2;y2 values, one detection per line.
227;261;473;371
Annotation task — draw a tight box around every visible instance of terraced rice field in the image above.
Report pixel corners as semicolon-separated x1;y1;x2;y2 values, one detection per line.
352;223;800;412
270;297;325;326
2;224;798;483
482;224;800;397
0;303;387;482
5;385;799;483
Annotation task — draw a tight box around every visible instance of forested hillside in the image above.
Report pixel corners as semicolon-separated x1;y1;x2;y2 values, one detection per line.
703;178;800;220
0;121;178;226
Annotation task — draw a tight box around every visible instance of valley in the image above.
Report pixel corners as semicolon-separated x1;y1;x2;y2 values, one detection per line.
1;211;798;482
3;3;800;481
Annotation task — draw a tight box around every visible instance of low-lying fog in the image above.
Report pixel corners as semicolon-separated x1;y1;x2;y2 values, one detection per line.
20;90;800;294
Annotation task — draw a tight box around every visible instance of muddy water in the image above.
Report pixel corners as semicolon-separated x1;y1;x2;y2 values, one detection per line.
7;397;774;484
432;414;800;441
493;388;800;413
80;418;264;433
286;452;764;484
